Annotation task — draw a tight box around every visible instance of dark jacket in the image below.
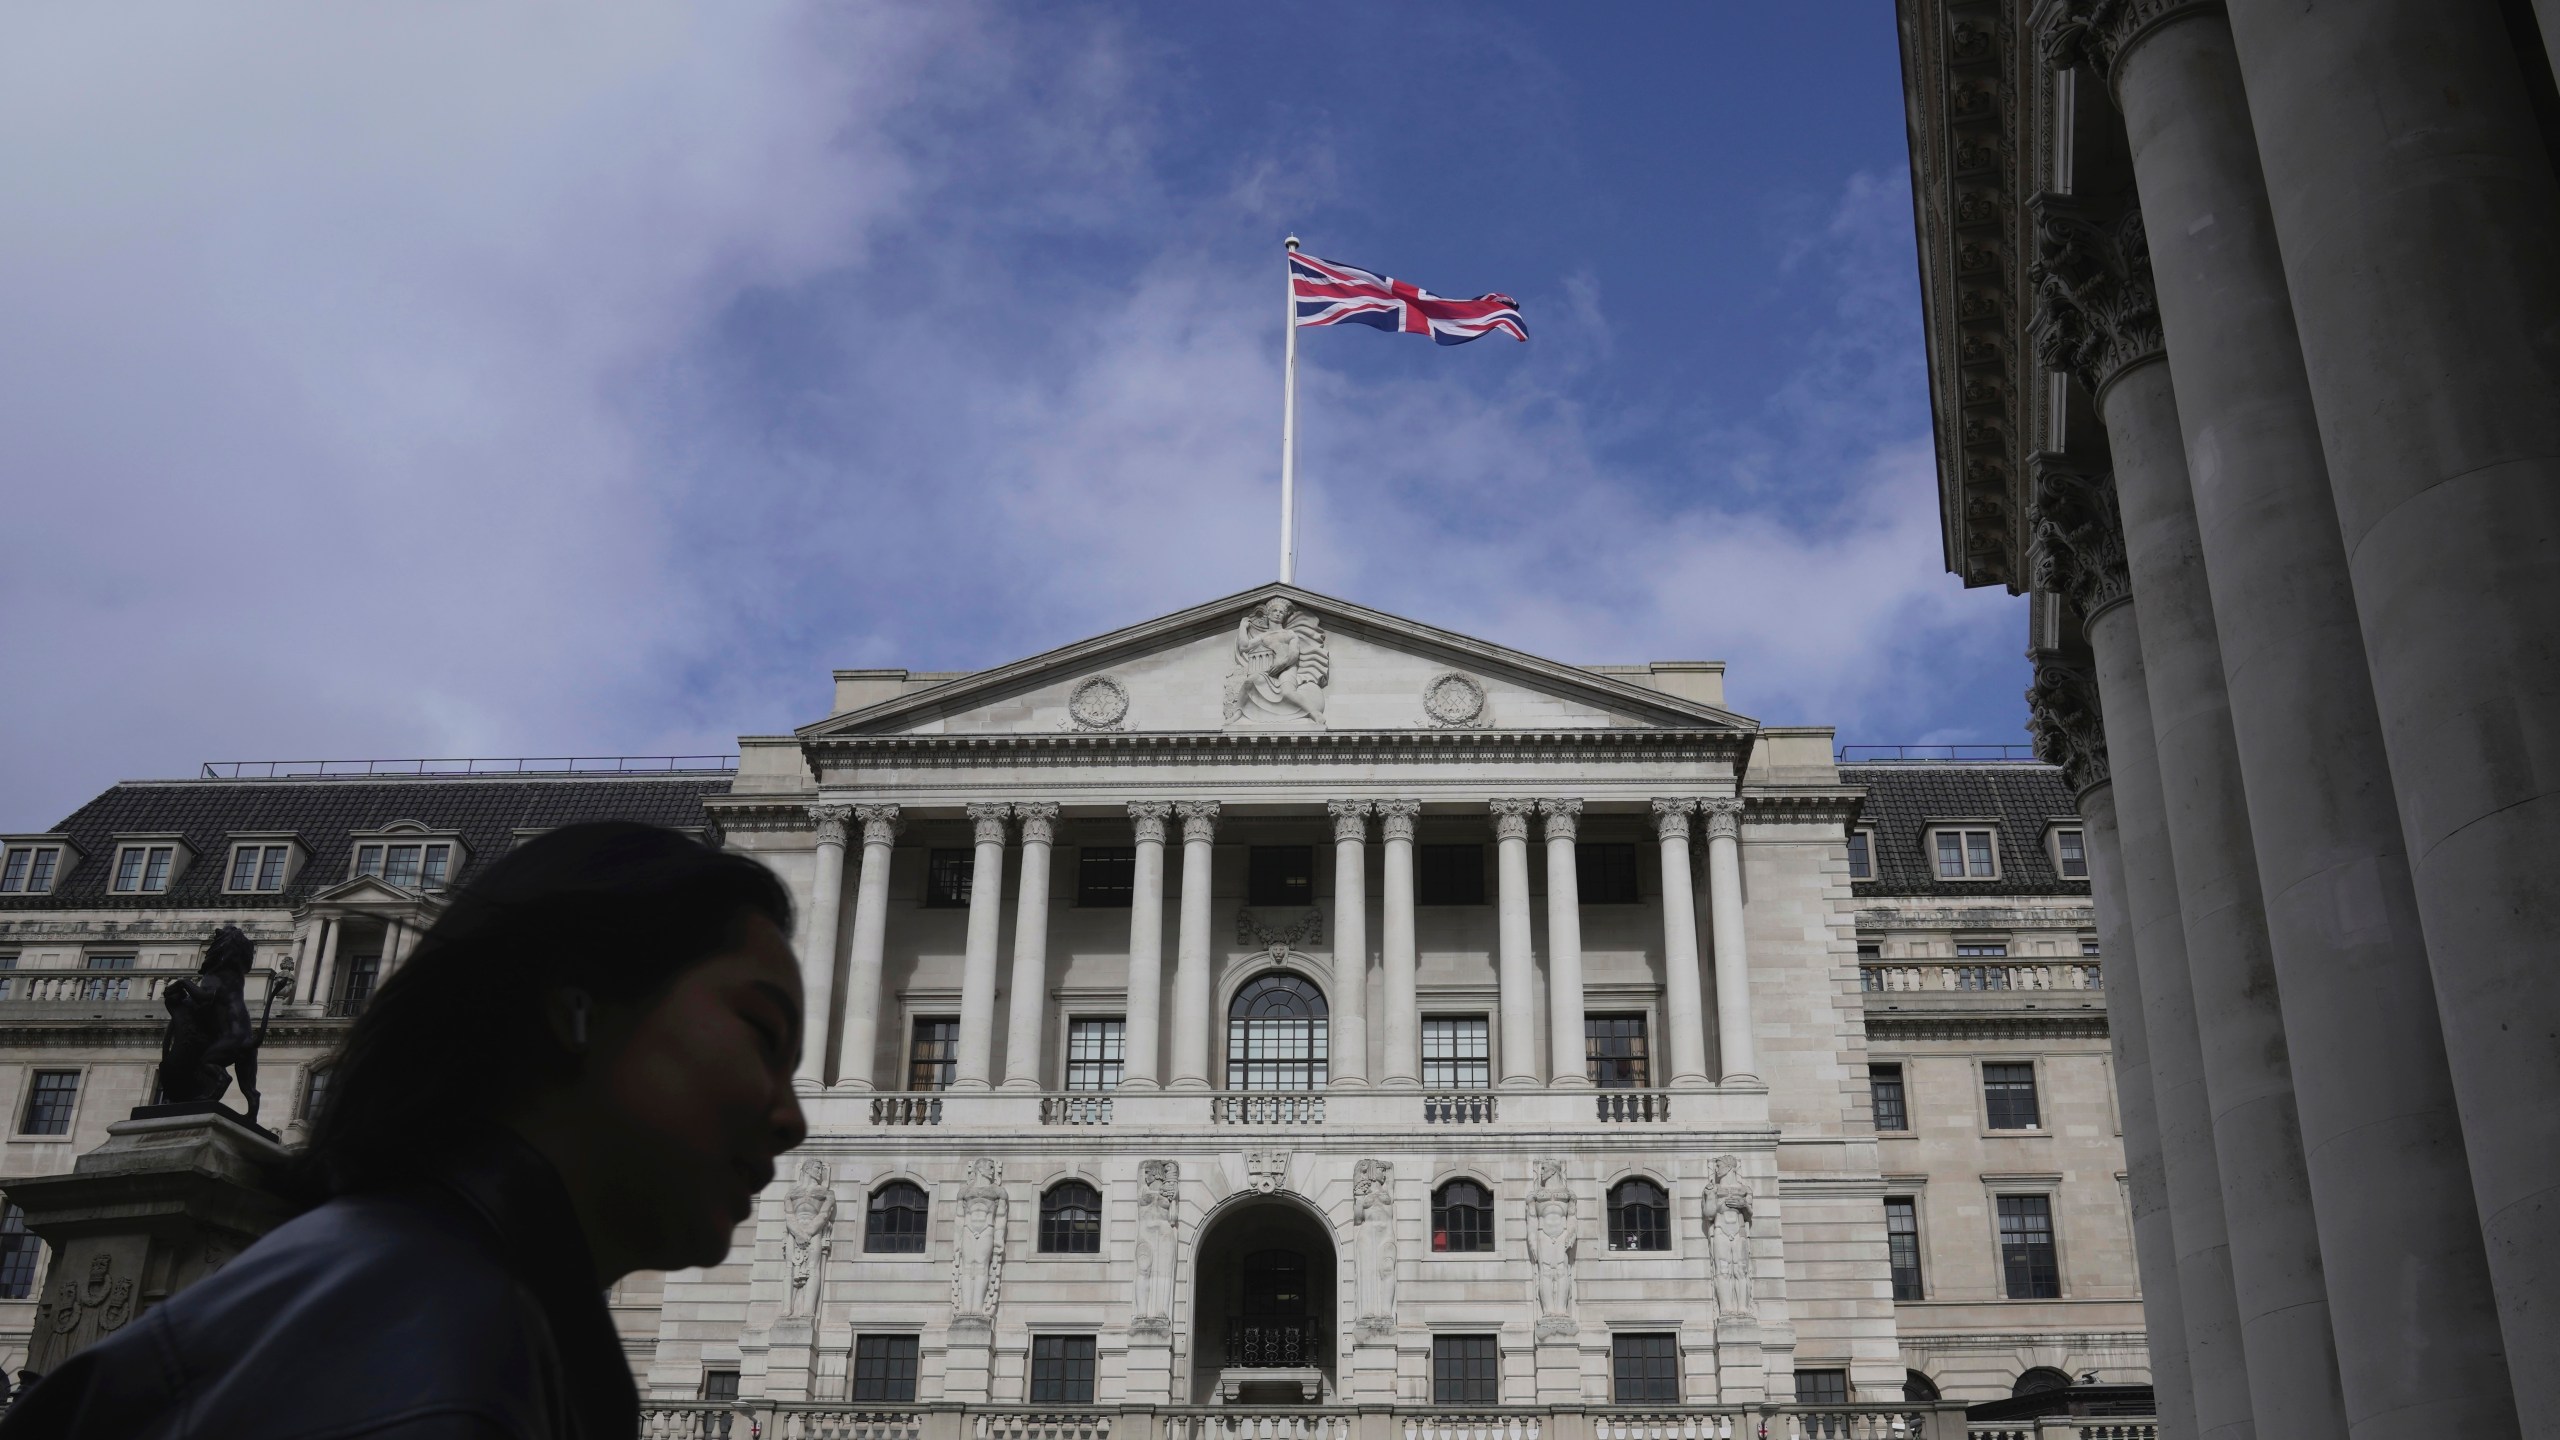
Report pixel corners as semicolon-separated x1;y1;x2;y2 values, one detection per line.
1;1136;636;1439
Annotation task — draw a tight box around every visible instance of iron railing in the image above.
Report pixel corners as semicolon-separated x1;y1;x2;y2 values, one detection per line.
1834;745;2038;764
202;755;739;780
1224;1318;1325;1368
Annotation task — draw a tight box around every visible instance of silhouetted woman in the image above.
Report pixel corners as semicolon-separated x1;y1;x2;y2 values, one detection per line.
5;821;809;1438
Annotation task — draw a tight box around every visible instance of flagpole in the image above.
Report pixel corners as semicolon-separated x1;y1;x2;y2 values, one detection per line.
1279;234;1300;585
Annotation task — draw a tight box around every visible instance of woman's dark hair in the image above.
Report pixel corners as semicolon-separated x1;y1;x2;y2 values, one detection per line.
297;821;791;1198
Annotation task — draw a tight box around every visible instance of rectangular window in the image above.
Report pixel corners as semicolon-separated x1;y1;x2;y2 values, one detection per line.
908;1018;960;1091
1885;1197;1924;1301
1983;1062;2040;1130
700;1370;740;1403
340;951;382;1007
383;845;423;888
20;1070;78;1135
84;953;135;1003
2055;829;2088;879
259;844;289;890
1574;842;1640;904
1416;844;1485;905
356;844;384;878
1870;1064;1907;1132
926;848;974;908
1585;1013;1650;1088
27;848;57;893
1077;846;1135;907
1794;1369;1850;1405
1955;942;2008;956
0;850;25;893
1610;1332;1681;1404
420;844;450;889
1421;1016;1491;1090
229;844;292;893
1998;1194;2061;1298
2;847;61;894
1846;831;1873;879
0;953;14;1002
87;953;136;970
115;845;175;893
2081;937;2101;956
1065;1018;1125;1091
1934;828;1997;879
0;1202;40;1299
851;1335;920;1402
1431;1334;1501;1404
1028;1335;1097;1403
229;846;261;891
1858;942;1883;991
1248;845;1316;907
300;1066;334;1123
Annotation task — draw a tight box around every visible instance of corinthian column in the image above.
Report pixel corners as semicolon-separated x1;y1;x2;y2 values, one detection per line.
1328;801;1373;1088
2221;5;2560;1410
1489;799;1540;1089
1168;801;1219;1090
1651;799;1710;1088
1001;803;1059;1090
1539;800;1588;1088
951;803;1011;1091
796;805;853;1092
834;805;900;1091
1699;799;1756;1085
1122;802;1172;1090
1377;800;1422;1088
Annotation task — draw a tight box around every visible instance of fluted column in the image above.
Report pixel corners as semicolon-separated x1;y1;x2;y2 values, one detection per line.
1652;800;1711;1088
834;805;900;1091
1122;802;1171;1090
1700;798;1757;1085
951;802;1011;1091
1001;803;1059;1090
1168;801;1219;1090
796;804;853;1092
1539;800;1588;1088
1328;801;1373;1088
1490;799;1540;1088
1377;800;1422;1088
2223;5;2560;1410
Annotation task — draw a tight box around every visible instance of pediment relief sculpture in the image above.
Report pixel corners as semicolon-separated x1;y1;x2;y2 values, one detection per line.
1223;599;1329;728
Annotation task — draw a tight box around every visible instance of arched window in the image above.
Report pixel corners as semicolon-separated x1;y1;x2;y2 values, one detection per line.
1903;1370;1941;1403
1227;973;1328;1091
1607;1178;1670;1251
1039;1181;1102;1253
2012;1367;2072;1397
865;1181;928;1253
1432;1179;1494;1252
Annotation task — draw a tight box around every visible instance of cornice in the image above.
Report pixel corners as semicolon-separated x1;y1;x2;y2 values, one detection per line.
1741;791;1865;825
1864;1011;2110;1041
806;728;1752;768
1856;903;2095;927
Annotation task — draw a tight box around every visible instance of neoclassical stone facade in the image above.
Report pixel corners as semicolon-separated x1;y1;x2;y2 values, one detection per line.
1897;2;2560;1435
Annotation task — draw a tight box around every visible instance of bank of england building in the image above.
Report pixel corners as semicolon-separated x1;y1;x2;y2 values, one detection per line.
0;586;2137;1421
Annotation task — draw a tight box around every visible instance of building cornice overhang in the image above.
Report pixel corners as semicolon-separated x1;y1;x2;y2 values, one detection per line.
1745;790;1867;827
1865;1010;2110;1041
803;726;1755;769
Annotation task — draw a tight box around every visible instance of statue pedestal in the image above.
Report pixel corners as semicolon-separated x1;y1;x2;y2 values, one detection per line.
942;1315;994;1402
1534;1334;1584;1403
1712;1316;1764;1403
1125;1326;1176;1404
3;1110;292;1378
1348;1337;1399;1403
762;1316;818;1401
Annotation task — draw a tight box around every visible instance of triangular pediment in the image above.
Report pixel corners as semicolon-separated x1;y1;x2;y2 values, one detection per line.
303;875;440;907
801;584;1754;739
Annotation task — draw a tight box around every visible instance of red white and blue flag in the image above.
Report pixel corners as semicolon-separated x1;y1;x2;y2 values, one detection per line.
1289;251;1528;345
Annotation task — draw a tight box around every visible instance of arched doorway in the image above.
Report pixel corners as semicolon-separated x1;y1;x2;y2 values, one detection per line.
1187;1192;1338;1404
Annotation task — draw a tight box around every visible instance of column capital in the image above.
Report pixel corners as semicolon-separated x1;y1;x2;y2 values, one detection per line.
1328;800;1374;843
2030;460;2133;624
1013;801;1061;845
1537;798;1582;841
966;803;1012;846
1376;799;1422;842
1698;798;1743;842
1127;801;1172;844
1174;800;1221;843
853;803;902;847
2026;652;2111;798
809;804;853;848
1650;798;1696;842
1489;799;1536;842
2036;0;2220;91
2029;196;2164;401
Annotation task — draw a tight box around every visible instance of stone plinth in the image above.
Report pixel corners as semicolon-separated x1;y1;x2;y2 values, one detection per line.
1533;1337;1583;1403
942;1315;994;1402
2;1109;292;1377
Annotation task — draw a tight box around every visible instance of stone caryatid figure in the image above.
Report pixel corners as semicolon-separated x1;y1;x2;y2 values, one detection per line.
1133;1159;1179;1338
1527;1158;1578;1339
1223;598;1330;726
1351;1159;1398;1341
1706;1155;1755;1322
951;1159;1007;1320
158;925;266;1123
780;1158;836;1320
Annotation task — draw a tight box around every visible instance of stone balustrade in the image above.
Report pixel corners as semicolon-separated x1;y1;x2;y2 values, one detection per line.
1211;1093;1325;1126
635;1405;1990;1440
1593;1090;1675;1123
1859;962;2101;995
0;967;292;1006
1421;1093;1497;1124
849;1088;1754;1131
1039;1095;1114;1126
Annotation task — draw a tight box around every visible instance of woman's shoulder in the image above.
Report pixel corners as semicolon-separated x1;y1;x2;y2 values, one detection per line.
6;1190;565;1438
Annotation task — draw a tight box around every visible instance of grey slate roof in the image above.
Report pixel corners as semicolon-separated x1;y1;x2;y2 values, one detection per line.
4;775;734;912
1842;762;2088;899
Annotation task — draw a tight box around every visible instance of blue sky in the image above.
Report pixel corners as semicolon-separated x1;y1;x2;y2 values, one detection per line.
0;2;2027;829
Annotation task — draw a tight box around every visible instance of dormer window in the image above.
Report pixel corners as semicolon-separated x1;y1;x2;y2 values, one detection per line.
225;841;298;894
357;842;452;890
0;845;62;895
113;843;181;893
1928;826;1999;881
2048;825;2089;880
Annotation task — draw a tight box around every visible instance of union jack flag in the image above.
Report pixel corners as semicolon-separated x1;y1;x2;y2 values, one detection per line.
1290;251;1527;345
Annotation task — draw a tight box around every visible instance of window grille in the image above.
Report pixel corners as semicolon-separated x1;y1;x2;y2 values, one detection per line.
1795;1369;1850;1404
1;847;59;894
1574;842;1640;903
1611;1332;1680;1403
1983;1062;2040;1129
1416;844;1485;905
1432;1179;1494;1252
1584;1013;1649;1088
864;1182;928;1253
907;1018;959;1091
1886;1197;1924;1300
1065;1018;1125;1091
1870;1064;1907;1132
1028;1335;1097;1403
851;1335;919;1401
1607;1178;1670;1251
0;1202;41;1299
1934;828;1997;879
1421;1016;1490;1089
115;845;175;893
21;1070;78;1135
1998;1195;2061;1298
1247;846;1315;906
1039;1181;1101;1253
1076;847;1134;907
1431;1335;1500;1404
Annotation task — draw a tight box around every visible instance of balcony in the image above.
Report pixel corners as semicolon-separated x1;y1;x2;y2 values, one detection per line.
633;1403;2016;1440
1224;1317;1326;1369
1860;961;2101;995
842;1087;1749;1133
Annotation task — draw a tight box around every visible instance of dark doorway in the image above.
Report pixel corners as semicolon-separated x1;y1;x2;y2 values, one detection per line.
1188;1195;1337;1403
